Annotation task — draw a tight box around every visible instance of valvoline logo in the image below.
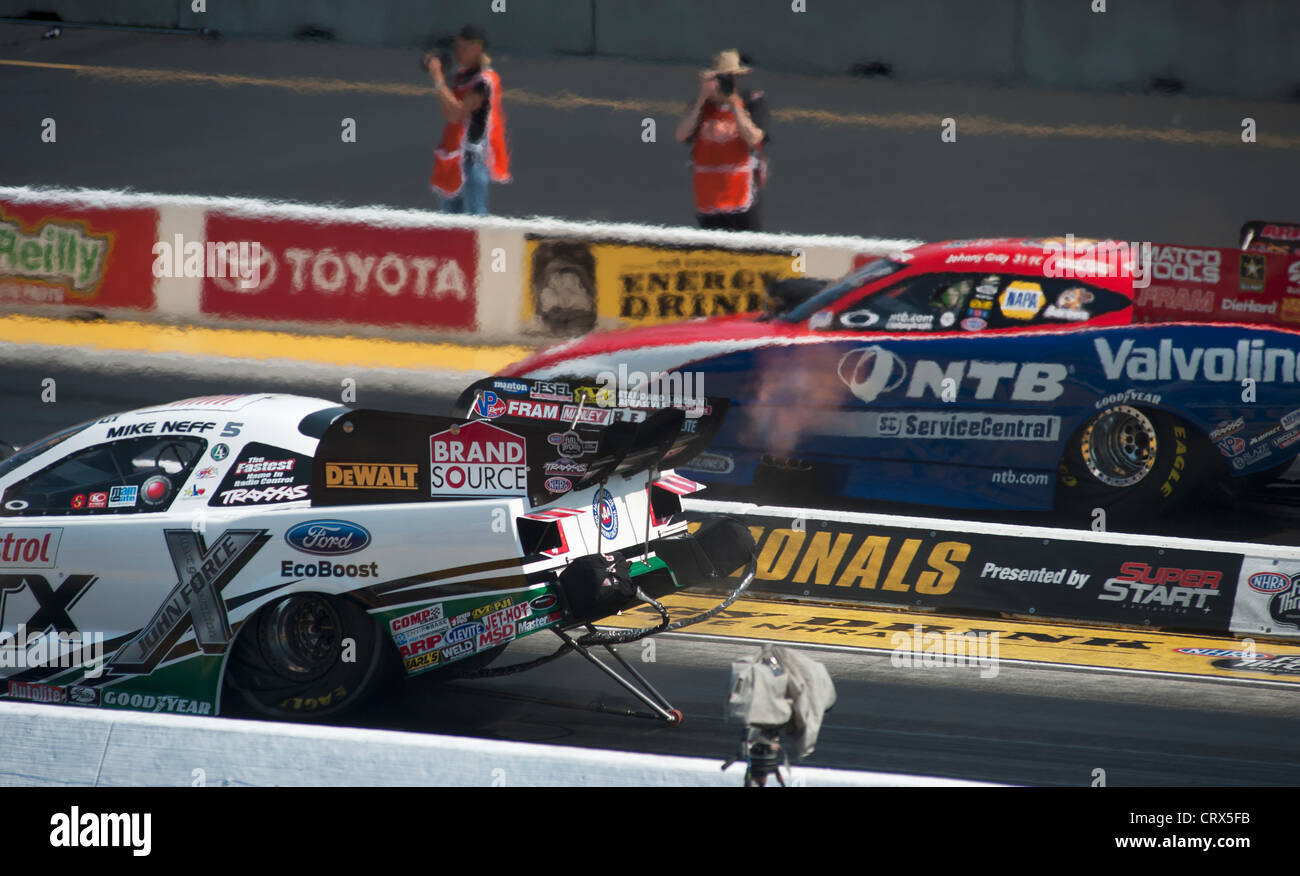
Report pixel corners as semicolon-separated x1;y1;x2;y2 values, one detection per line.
473;391;507;419
593;488;618;539
285;520;372;556
1249;571;1293;593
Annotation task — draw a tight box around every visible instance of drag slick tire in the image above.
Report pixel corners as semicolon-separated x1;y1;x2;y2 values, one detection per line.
1056;405;1212;521
224;593;393;721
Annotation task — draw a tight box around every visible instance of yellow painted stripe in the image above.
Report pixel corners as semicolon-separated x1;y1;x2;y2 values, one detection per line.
601;593;1300;685
0;314;529;372
1;57;1295;151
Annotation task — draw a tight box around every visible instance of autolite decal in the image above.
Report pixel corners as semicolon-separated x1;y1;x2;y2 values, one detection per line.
7;680;65;703
0;529;61;568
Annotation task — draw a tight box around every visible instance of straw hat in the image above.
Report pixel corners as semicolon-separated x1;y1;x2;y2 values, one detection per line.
700;49;752;78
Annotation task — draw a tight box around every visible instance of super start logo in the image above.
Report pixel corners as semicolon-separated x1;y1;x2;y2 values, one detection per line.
429;421;527;497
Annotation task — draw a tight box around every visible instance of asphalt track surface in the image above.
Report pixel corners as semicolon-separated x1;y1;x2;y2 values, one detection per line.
5;359;1300;786
3;23;1300;244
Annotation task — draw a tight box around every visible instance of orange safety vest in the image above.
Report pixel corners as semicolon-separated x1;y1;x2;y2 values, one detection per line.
692;100;765;214
430;67;511;198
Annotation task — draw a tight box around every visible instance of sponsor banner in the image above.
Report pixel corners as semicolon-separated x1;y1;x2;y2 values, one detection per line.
602;592;1300;685
521;236;802;336
200;213;477;331
1229;557;1300;639
685;513;1242;633
1131;245;1294;325
0;199;157;310
374;587;562;676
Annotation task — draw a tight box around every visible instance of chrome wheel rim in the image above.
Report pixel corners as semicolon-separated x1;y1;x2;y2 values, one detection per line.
1080;405;1158;488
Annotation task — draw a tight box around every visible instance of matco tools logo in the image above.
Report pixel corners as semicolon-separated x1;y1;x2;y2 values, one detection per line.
837;345;1067;404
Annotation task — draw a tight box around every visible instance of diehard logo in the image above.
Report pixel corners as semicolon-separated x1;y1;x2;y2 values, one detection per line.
429;421;526;496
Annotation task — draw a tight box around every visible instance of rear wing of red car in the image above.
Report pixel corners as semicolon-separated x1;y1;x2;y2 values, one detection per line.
1130;233;1299;326
1241;221;1300;255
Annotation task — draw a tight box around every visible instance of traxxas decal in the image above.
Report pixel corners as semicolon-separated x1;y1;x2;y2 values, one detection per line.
108;529;269;675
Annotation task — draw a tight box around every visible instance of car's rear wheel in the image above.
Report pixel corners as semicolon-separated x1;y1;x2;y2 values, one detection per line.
224;593;393;721
1055;405;1212;523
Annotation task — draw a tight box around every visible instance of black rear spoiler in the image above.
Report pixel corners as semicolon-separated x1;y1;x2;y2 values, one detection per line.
1240;220;1300;255
455;375;728;479
311;383;725;508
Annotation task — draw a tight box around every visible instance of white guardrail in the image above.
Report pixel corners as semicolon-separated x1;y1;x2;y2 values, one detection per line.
0;185;919;345
0;701;985;787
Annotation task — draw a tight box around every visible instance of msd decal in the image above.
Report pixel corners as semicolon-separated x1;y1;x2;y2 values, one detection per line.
837;346;1067;404
108;529;269;675
429;421;527;497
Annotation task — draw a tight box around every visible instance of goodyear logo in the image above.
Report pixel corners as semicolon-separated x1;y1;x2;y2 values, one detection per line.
713;521;970;595
325;462;419;490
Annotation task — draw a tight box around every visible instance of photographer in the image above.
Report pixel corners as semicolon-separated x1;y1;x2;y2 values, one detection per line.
675;50;769;231
425;24;511;214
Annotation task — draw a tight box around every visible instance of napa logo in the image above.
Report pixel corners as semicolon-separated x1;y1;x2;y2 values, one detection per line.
998;281;1045;320
1248;571;1293;594
285;520;371;556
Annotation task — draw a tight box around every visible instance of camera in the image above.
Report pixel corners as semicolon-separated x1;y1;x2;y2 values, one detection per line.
715;73;735;97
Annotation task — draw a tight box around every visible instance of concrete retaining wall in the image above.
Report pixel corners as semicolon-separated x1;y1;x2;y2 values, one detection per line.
1;0;1294;98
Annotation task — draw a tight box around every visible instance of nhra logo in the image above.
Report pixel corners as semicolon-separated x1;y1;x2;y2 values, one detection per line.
593;488;618;539
1248;571;1292;594
837;345;1067;404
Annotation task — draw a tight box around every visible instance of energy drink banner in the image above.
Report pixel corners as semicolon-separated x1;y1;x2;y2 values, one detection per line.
686;511;1248;636
0;198;159;311
521;235;804;336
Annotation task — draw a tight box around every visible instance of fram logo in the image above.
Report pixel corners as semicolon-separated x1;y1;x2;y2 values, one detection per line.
837;346;1067;404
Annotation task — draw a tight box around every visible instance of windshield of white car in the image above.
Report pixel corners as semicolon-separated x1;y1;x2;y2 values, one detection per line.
0;421;92;481
779;258;907;323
